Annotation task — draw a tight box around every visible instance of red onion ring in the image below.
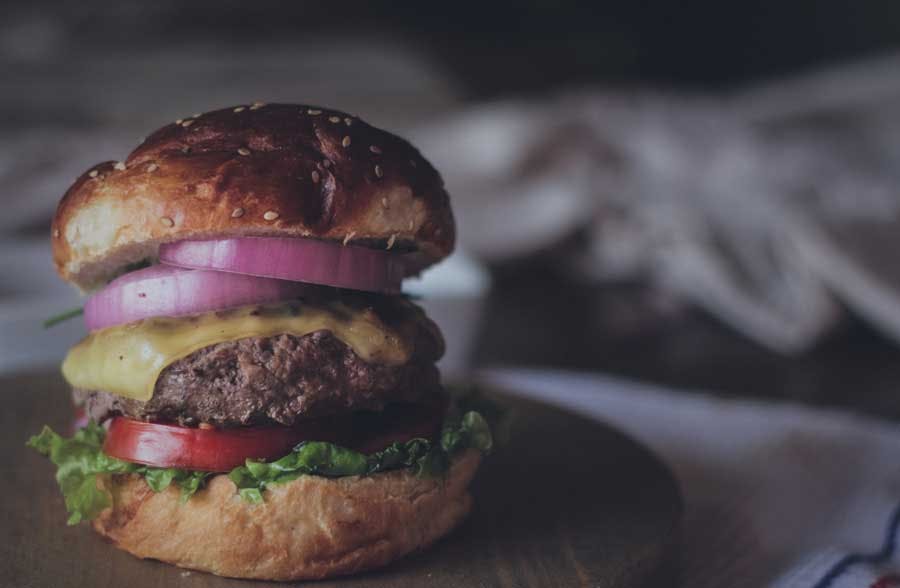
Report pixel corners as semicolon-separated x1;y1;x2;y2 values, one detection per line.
84;265;308;331
159;237;405;293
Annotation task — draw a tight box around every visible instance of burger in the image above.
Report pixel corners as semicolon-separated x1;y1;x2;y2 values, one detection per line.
27;103;491;580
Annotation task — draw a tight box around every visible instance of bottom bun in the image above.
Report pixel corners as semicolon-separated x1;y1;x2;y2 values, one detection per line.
92;450;481;581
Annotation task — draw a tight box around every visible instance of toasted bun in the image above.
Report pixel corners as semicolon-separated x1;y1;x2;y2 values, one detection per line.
52;103;454;290
91;450;480;581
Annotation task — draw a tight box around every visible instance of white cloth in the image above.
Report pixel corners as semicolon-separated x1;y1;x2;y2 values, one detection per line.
478;367;900;588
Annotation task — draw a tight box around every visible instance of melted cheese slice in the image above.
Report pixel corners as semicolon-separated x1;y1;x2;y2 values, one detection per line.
62;302;412;401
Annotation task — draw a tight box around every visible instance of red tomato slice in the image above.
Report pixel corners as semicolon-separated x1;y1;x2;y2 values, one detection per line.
102;398;448;472
102;418;342;472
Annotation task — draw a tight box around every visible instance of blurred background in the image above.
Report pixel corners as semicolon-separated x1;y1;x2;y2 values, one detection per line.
7;0;900;417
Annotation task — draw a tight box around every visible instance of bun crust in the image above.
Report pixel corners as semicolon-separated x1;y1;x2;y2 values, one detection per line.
91;450;480;581
53;104;454;290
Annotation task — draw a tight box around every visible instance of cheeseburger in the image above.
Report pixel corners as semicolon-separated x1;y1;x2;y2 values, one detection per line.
28;103;491;581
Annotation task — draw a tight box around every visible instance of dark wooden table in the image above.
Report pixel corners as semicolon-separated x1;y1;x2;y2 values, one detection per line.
2;371;681;588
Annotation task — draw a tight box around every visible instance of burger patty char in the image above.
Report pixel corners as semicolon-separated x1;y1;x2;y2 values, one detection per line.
76;330;442;427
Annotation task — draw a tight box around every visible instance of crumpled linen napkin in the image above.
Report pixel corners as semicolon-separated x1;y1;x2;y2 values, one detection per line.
478;367;900;588
413;55;900;354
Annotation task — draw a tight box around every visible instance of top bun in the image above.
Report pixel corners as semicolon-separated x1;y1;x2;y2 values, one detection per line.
52;103;455;290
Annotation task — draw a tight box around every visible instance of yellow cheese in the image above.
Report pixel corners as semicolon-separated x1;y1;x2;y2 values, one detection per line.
62;302;412;401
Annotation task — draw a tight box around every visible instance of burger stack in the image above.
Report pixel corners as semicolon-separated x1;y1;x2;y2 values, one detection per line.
28;103;491;581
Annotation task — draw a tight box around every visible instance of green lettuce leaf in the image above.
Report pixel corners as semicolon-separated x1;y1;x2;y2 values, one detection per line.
28;423;129;524
29;409;493;524
142;468;211;503
26;423;210;524
228;410;492;499
441;411;493;453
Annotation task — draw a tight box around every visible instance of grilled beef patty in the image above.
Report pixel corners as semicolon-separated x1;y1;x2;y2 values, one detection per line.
76;330;442;427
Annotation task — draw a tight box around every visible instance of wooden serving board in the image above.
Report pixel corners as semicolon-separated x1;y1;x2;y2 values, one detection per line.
1;371;682;587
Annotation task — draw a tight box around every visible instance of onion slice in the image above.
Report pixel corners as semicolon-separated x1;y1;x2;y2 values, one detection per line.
84;265;308;331
159;237;405;293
